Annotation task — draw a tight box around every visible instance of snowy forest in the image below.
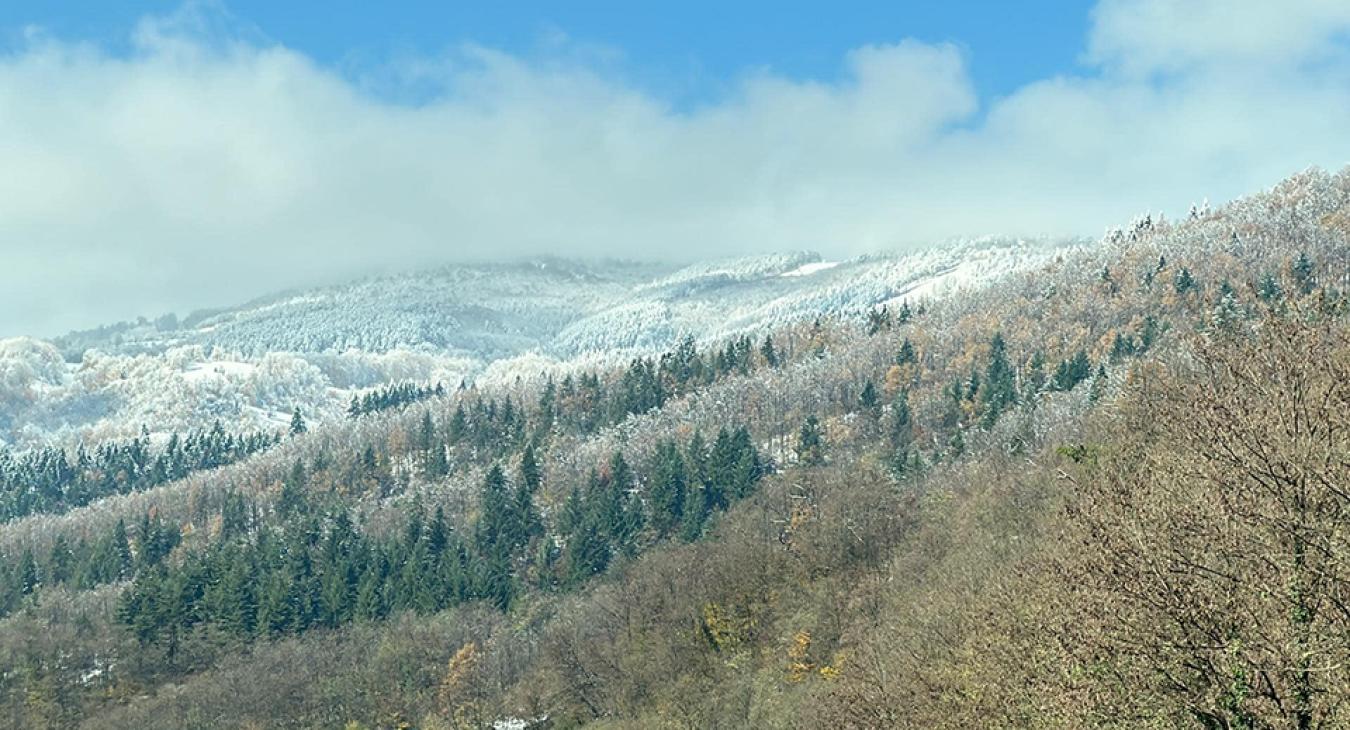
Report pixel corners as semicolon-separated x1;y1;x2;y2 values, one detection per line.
0;168;1346;728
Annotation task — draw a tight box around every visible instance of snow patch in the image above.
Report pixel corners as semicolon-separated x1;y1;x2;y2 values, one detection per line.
780;261;840;277
182;360;257;383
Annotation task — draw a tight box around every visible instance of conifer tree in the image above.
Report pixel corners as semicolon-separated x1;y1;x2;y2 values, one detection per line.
1291;251;1315;295
797;416;825;466
859;379;881;419
1089;363;1109;403
604;453;644;556
355;564;386;621
1259;273;1283;302
278;460;308;519
1173;267;1196;293
896;338;917;365
649;440;687;536
289;408;307;436
760;335;780;368
980;333;1017;428
890;390;914;450
514;446;543;544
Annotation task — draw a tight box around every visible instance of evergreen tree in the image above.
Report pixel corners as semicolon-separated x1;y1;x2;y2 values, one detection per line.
866;306;891;335
513;446;543;544
890;390;914;450
760;335;779;368
1026;350;1046;398
896;338;917;365
797;416;825;466
1173;267;1196;293
1291;252;1315;295
18;548;38;595
289;408;307;436
110;517;134;580
476;465;517;555
277;460;308;519
1259;273;1284;302
478;547;515;611
649;440;687;537
604;453;644;556
980;333;1017;428
256;569;296;637
354;564;386;621
1089;364;1109;403
948;429;966;459
859;379;881;419
448;404;467;444
563;512;611;587
680;434;711;541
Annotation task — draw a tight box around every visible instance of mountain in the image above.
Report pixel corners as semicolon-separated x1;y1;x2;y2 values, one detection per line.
0;168;1347;729
2;238;1065;450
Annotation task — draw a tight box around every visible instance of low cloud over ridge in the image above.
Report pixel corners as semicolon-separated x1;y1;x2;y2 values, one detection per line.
2;0;1348;336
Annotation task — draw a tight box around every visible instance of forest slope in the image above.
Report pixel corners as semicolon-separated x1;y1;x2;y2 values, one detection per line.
0;168;1346;728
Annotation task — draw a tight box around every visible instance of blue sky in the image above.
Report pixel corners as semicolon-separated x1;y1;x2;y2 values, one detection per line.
0;1;1348;336
1;1;1093;105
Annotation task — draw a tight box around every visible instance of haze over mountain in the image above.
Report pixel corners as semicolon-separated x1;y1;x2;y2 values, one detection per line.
2;0;1349;336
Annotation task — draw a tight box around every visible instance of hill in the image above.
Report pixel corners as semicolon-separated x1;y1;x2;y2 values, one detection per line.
0;168;1346;728
1;240;1061;450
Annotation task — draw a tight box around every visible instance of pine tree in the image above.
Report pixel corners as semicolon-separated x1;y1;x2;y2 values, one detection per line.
680;433;711;540
648;440;687;537
448;404;467;444
1089;364;1109;403
563;513;611;587
980;333;1017;428
1259;273;1283;302
1173;267;1196;293
896;338;917;365
605;453;644;556
513;446;543;544
948;429;966;459
1291;252;1315;295
18;548;39;595
355;564;386;621
278;460;308;519
890;390;914;450
289;408;307;436
476;465;516;554
866;306;891;335
1025;350;1047;400
859;380;880;419
679;481;708;542
111;517;133;580
797;416;825;466
760;335;780;368
257;569;296;637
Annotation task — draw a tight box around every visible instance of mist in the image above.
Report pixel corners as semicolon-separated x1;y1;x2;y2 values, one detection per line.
2;0;1348;336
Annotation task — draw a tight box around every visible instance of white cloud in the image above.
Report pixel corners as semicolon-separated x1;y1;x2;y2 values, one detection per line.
1088;0;1350;76
1;0;1348;337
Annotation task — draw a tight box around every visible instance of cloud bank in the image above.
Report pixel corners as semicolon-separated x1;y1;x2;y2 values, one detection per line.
2;0;1348;336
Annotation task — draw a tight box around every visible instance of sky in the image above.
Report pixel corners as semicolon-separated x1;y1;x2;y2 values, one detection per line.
1;0;1349;337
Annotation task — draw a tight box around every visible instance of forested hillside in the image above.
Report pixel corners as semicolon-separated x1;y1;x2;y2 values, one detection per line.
0;240;1055;452
0;169;1347;728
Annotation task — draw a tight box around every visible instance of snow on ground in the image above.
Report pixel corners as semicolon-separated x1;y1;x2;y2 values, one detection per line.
780;261;840;277
182;360;257;383
7;242;1071;449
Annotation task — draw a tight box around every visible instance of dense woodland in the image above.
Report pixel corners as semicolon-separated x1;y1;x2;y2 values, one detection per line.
0;169;1347;728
